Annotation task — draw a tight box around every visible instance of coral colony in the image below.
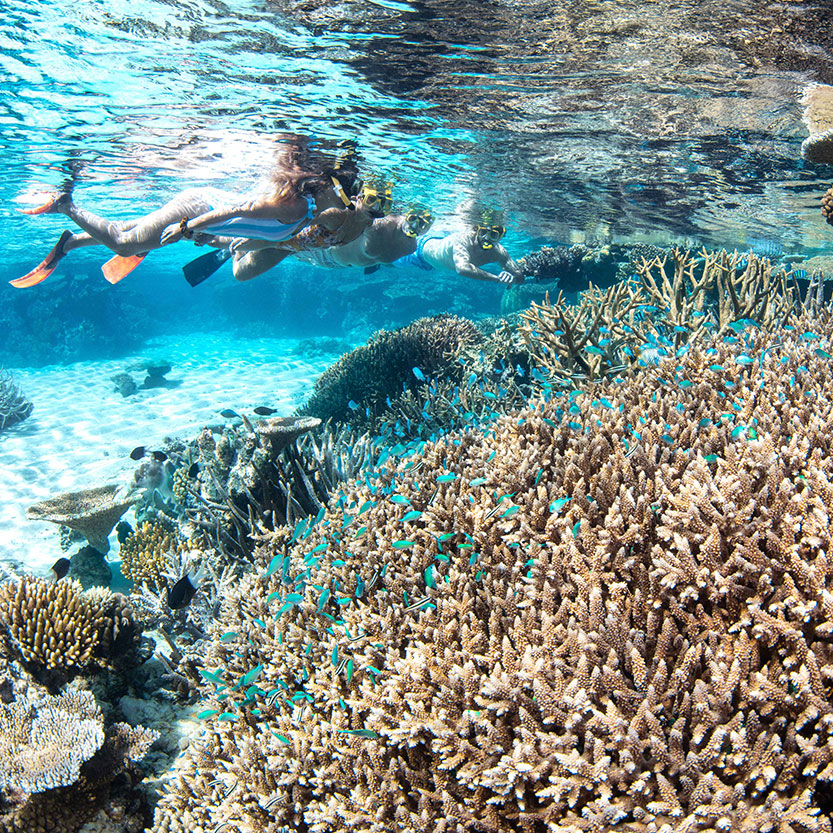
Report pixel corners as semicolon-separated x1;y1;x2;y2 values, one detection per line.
5;247;833;831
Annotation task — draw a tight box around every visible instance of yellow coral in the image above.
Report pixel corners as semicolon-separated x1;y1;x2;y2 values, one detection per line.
0;577;134;673
119;520;183;590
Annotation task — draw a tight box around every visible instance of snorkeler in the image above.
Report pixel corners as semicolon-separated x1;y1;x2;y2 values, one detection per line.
390;209;525;284
221;179;413;282
12;135;363;287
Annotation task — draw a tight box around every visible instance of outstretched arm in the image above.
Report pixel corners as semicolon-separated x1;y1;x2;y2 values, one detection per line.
452;238;520;283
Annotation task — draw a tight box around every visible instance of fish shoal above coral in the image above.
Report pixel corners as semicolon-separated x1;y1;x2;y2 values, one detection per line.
149;312;833;833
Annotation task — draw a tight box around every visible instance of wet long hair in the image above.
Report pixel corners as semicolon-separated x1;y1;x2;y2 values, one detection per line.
268;135;361;203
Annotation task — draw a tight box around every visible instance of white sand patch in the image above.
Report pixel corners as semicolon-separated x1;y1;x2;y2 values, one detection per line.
0;332;334;576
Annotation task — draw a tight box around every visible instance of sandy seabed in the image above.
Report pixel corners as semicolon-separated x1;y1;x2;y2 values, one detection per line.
0;332;333;576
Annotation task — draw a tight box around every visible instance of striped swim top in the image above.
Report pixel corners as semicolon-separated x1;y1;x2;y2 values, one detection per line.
202;194;315;241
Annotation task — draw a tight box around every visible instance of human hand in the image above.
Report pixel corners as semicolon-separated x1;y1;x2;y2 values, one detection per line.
229;237;267;254
160;223;182;246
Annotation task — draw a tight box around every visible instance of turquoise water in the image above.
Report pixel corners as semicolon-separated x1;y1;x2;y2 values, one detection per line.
3;4;833;831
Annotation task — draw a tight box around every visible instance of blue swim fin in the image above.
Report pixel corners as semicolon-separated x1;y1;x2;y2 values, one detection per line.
363;264;381;275
184;248;231;287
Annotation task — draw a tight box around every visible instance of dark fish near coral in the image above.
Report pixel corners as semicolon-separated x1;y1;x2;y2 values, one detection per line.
129;446;146;460
116;520;133;544
167;573;200;609
151;450;167;462
220;409;239;418
50;557;71;580
188;462;200;478
253;406;277;416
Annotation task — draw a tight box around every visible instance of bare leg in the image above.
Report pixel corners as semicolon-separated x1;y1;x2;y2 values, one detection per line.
53;188;227;256
232;247;292;281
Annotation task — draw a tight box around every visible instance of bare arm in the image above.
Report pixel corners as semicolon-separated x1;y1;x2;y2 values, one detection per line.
452;238;507;283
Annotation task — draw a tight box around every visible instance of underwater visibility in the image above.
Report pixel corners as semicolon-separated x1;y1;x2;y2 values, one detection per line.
4;1;833;831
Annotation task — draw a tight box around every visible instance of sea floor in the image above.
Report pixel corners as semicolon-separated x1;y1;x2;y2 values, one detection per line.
0;332;335;576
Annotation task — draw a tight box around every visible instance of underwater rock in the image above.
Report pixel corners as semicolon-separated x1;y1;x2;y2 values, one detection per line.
68;545;112;590
0;368;33;431
111;372;138;398
26;484;137;554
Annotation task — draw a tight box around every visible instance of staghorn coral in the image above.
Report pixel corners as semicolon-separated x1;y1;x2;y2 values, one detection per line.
0;369;33;431
152;316;833;832
0;577;135;680
26;484;137;554
0;687;158;833
298;314;483;425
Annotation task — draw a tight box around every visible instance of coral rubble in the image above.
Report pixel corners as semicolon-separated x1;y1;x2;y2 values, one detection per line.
0;369;33;431
151;316;833;832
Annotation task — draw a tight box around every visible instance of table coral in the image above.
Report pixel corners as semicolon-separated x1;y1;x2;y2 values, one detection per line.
150;315;833;832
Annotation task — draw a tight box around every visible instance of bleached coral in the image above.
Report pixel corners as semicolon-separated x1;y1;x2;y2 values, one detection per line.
0;369;32;432
151;317;833;832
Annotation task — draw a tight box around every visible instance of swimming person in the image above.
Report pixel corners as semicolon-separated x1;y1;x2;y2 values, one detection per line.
13;135;362;287
295;206;434;270
391;209;525;284
223;180;411;282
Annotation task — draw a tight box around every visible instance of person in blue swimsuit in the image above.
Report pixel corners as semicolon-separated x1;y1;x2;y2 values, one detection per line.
12;136;365;287
391;208;524;284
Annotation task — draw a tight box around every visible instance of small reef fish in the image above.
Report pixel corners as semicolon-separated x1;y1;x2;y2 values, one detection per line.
253;406;277;416
50;557;71;580
167;572;201;609
188;462;200;478
129;446;167;462
116;520;133;544
219;408;239;418
412;367;427;382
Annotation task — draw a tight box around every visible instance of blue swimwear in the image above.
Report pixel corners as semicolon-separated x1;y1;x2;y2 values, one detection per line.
391;234;440;270
202;195;315;242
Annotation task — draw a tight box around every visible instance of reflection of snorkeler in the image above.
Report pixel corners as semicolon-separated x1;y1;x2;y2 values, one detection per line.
391;209;524;284
12;136;363;288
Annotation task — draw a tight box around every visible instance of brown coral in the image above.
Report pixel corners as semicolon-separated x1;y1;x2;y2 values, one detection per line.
822;185;833;228
0;577;135;677
26;485;137;554
151;316;833;832
119;520;183;591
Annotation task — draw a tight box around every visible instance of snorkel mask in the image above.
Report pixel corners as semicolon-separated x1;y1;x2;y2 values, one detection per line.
474;207;506;249
359;180;393;217
475;223;506;249
404;207;434;237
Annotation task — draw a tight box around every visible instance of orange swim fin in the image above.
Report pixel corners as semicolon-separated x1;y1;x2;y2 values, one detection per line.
19;192;65;215
9;230;73;288
102;253;147;284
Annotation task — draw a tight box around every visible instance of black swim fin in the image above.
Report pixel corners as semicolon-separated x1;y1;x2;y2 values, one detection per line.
184;248;231;287
363;264;381;275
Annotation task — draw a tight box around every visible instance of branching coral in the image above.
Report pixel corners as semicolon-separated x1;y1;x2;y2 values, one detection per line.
298;314;483;425
0;369;33;431
151;316;833;832
119;519;184;591
0;577;136;680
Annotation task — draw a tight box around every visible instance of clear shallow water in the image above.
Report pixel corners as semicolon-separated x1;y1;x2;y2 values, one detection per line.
2;0;833;265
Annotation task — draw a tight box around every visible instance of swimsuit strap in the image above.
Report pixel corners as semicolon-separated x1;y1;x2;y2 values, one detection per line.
304;194;316;219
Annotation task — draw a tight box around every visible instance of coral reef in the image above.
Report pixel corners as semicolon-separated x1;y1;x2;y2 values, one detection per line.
518;244;590;284
0;687;157;833
519;248;800;384
150;317;833;832
823;185;833;228
0;369;33;431
0;578;136;681
298;315;483;425
119;520;184;591
26;485;137;554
